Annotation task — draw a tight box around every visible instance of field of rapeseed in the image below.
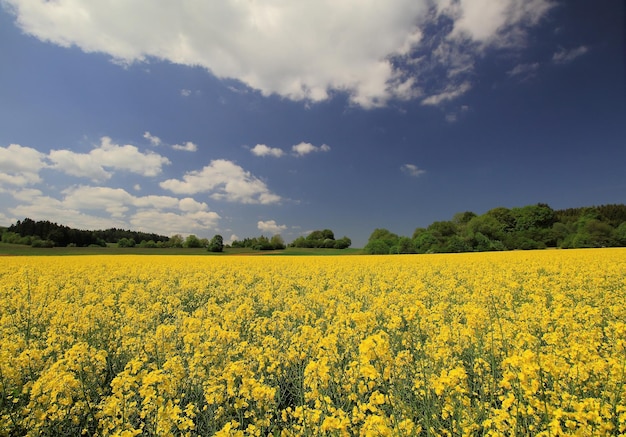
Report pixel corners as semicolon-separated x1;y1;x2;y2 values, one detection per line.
0;249;625;436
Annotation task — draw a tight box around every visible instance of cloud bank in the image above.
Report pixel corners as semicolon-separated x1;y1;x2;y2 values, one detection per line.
0;136;283;236
7;186;220;237
258;220;287;235
3;0;555;107
160;159;281;204
48;137;171;182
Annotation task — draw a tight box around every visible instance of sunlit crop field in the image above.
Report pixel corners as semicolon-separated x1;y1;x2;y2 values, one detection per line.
1;250;625;436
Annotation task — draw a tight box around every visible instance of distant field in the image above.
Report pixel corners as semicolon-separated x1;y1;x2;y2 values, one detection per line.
0;242;363;256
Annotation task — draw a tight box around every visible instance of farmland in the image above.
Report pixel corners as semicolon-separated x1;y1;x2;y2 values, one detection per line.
1;249;625;436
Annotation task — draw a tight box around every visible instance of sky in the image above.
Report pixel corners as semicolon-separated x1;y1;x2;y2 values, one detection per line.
0;0;624;248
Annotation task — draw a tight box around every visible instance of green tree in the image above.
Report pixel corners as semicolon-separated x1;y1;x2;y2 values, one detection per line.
467;215;504;241
254;235;273;250
364;239;390;254
397;237;416;254
367;228;399;248
270;235;286;250
444;235;472;253
117;237;135;248
486;207;516;233
512;203;555;231
321;229;335;240
333;236;351;249
208;234;224;252
452;211;477;226
614;222;626;246
414;231;439;253
306;230;325;241
184;234;202;248
427;221;458;238
412;227;427;240
323;238;336;248
168;234;184;248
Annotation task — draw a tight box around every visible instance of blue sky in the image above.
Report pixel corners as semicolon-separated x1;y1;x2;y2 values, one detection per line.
0;0;624;247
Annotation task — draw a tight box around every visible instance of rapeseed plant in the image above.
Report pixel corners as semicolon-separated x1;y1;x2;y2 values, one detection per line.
0;249;624;435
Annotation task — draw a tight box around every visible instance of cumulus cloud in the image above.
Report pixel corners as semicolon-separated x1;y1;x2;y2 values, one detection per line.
48;148;111;181
160;159;281;204
172;141;198;152
9;188;127;230
130;210;219;235
178;197;210;213
63;186;134;218
180;89;192;97
0;144;48;186
257;220;287;235
401;164;426;177
2;0;555;108
143;131;162;146
552;45;589;64
8;185;220;236
49;137;170;181
292;142;331;157
443;0;553;47
250;144;285;158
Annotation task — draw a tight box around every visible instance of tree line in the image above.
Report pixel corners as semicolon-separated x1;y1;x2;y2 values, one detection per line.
0;219;351;252
230;235;286;251
289;229;352;249
3;203;625;253
229;230;351;251
2;218;169;248
364;203;626;254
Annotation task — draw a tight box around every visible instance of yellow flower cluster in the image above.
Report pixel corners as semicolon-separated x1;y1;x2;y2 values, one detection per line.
0;249;624;436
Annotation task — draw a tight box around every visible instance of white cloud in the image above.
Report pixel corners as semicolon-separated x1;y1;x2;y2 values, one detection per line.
401;164;426;177
257;220;287;235
227;234;239;245
422;82;472;106
62;186;134;218
143;131;197;151
172;141;198;152
552;45;589;64
180;89;192;97
143;131;162;146
48;148;111;181
49;137;171;181
160;159;281;204
8;185;220;236
444;0;554;47
9;188;126;230
0;143;48;186
250;144;284;158
130;210;219;236
0;211;14;226
3;0;554;108
507;62;540;77
292;142;331;157
178;197;209;213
